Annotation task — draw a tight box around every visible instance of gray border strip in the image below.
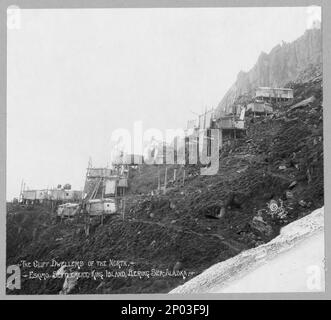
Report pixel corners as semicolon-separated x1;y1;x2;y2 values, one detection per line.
1;0;329;300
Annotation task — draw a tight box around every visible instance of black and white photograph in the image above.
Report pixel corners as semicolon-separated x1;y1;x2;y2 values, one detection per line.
4;3;325;296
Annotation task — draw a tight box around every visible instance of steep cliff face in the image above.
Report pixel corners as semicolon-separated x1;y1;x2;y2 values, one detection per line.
216;28;322;117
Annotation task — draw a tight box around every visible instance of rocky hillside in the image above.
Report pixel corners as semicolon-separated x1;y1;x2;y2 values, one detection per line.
6;72;323;294
170;207;324;293
6;26;323;295
216;28;322;117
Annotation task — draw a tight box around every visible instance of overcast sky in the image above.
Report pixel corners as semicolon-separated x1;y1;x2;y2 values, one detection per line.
7;7;320;199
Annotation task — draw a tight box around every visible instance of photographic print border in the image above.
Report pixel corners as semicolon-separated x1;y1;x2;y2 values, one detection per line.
0;0;330;300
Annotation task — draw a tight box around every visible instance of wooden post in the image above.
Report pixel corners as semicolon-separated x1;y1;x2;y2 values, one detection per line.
173;169;177;181
164;166;168;194
157;167;161;191
19;179;24;203
182;168;186;186
85;213;90;236
101;177;104;225
85;223;89;237
122;198;125;221
101;177;104;200
219;127;223;150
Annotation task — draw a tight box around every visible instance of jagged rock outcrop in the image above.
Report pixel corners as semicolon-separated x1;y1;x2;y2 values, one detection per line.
215;27;322;117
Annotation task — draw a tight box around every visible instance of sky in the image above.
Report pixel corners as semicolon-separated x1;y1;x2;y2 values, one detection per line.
7;7;321;200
